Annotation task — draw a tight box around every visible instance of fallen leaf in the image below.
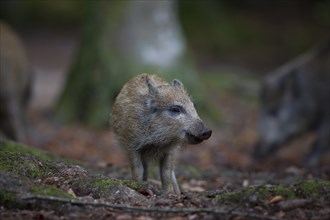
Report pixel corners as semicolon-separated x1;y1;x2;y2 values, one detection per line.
117;214;132;220
175;202;184;208
138;188;154;197
181;183;205;192
277;199;310;211
67;188;77;197
268;195;284;204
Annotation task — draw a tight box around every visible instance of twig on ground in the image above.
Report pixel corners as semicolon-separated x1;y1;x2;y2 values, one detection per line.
22;195;281;220
277;199;311;211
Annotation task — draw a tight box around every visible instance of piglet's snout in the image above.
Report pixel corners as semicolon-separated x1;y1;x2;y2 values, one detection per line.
186;123;212;144
200;128;212;140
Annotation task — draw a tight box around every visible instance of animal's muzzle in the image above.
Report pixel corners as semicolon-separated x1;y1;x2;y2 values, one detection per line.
201;129;212;140
186;128;212;144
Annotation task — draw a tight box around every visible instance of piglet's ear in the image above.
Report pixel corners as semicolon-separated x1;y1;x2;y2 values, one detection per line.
144;75;158;96
172;79;183;90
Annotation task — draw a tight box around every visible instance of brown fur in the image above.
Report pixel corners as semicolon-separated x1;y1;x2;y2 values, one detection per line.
111;73;211;194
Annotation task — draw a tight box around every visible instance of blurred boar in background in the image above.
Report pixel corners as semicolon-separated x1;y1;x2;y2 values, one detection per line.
254;39;330;166
0;21;32;142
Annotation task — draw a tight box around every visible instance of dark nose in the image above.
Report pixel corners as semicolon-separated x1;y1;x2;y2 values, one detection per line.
201;129;212;140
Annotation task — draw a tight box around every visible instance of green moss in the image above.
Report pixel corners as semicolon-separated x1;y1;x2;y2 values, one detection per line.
0;139;80;166
0;139;52;161
0;175;73;209
0;190;17;208
92;178;121;191
30;185;73;199
215;185;296;203
272;185;296;200
0;151;59;178
216;180;330;203
216;187;255;203
72;175;145;199
296;179;330;199
119;179;141;190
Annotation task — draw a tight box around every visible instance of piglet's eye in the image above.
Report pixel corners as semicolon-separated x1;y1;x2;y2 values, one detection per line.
169;105;183;114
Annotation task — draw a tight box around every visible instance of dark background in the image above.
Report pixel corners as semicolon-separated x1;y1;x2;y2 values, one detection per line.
0;0;329;169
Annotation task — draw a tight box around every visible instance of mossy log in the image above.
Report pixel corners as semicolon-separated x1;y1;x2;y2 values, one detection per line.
0;139;155;212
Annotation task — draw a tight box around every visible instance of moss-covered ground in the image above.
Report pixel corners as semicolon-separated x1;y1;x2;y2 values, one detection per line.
1;139;329;219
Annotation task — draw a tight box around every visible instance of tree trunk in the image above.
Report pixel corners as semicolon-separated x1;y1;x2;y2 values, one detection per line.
56;0;202;127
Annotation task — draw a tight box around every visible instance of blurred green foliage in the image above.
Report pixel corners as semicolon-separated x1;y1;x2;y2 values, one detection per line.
0;0;85;27
178;0;329;71
179;1;261;53
1;0;328;68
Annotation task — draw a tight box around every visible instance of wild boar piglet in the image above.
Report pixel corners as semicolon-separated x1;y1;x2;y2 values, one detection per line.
111;73;212;194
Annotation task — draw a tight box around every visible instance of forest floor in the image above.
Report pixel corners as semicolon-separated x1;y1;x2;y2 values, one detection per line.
2;72;330;219
1;29;330;219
